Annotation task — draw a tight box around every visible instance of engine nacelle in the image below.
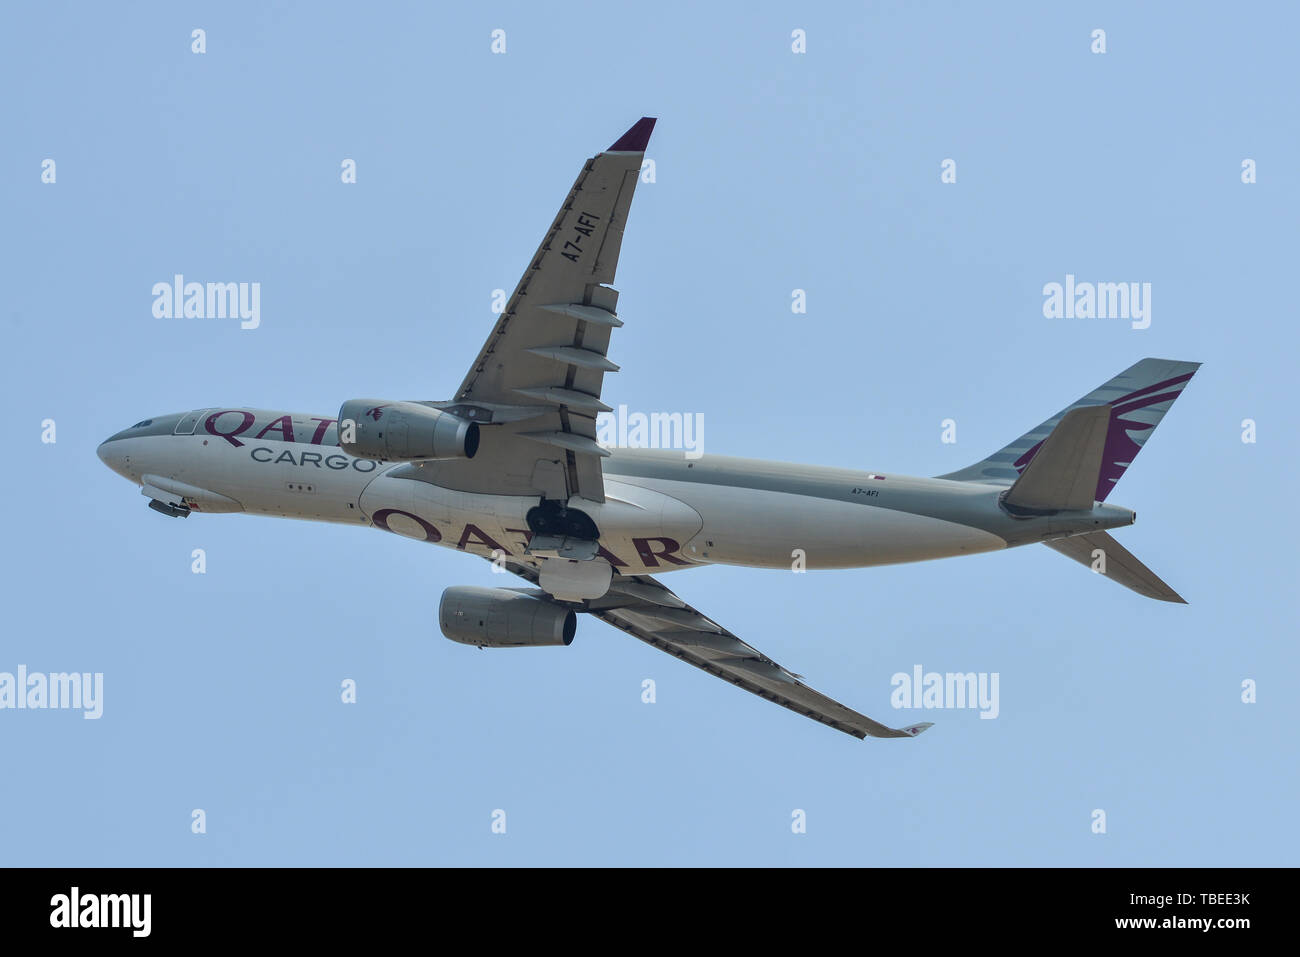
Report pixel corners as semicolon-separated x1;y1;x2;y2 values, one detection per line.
439;587;577;648
338;399;479;462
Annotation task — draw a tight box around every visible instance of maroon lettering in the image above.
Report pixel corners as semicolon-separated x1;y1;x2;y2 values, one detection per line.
372;508;441;543
456;523;510;554
254;415;295;442
205;410;255;448
596;545;629;568
632;537;690;567
309;417;337;445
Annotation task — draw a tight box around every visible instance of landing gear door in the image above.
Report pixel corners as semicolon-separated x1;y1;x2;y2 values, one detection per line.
174;409;215;435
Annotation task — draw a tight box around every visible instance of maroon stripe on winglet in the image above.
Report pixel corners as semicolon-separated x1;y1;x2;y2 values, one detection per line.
608;117;657;152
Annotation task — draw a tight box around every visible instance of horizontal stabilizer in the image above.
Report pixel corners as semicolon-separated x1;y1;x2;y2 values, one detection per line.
1002;405;1110;512
1044;531;1186;603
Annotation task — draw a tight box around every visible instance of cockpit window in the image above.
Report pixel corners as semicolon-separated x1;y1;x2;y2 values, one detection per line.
131;419;153;428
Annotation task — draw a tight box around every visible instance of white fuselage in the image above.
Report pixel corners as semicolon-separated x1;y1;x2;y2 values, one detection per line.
98;407;1136;577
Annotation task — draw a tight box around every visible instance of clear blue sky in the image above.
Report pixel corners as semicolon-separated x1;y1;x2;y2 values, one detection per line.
2;1;1295;866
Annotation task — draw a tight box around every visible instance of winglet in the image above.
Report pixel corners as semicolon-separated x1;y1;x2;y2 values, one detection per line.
900;722;934;738
607;116;657;152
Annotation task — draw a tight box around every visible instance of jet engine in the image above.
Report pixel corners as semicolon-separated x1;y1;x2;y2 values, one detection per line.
439;587;577;648
338;399;479;462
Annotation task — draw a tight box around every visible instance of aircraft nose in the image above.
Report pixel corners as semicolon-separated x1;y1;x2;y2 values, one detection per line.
97;435;131;479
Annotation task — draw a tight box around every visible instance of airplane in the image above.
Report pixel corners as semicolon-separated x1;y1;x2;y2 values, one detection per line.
97;117;1199;741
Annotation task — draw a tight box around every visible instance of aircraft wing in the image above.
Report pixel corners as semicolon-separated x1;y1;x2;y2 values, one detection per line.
502;560;933;740
442;117;656;504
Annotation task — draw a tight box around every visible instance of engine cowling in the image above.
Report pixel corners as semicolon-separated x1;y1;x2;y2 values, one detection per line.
439;587;577;648
337;399;479;462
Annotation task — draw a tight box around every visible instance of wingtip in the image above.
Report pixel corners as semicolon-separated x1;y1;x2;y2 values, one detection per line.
901;722;934;737
607;116;657;152
1154;586;1189;604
